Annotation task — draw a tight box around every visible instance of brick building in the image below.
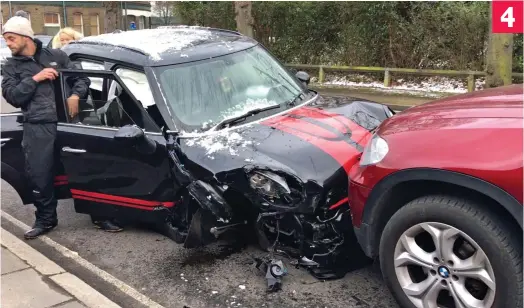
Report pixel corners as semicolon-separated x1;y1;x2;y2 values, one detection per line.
1;1;152;37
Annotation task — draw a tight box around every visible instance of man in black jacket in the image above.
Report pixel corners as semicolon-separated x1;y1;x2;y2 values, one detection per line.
2;16;90;239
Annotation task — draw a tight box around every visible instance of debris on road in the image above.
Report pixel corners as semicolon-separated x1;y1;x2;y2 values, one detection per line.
254;258;288;293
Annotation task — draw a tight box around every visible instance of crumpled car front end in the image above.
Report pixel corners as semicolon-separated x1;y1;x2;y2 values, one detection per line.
171;95;394;274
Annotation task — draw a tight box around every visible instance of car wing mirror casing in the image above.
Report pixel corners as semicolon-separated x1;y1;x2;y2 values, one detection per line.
295;71;311;87
114;124;157;154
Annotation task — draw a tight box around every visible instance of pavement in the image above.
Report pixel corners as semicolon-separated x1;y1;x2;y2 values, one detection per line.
1;227;120;308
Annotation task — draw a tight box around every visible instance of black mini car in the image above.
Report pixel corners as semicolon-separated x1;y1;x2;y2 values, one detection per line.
1;26;394;276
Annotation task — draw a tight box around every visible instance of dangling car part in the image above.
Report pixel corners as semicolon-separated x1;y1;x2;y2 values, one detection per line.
254;258;288;292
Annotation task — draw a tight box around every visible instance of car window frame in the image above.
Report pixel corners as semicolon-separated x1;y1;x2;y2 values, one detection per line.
75;58;105;91
58;68;162;133
114;66;155;109
64;54;176;132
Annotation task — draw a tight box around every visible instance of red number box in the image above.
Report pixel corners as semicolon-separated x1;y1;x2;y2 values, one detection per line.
492;0;524;33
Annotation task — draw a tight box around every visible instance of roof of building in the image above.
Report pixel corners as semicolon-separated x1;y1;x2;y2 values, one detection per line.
63;26;257;67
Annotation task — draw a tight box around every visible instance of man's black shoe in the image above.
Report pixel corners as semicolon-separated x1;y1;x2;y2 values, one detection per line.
24;223;57;240
93;220;123;232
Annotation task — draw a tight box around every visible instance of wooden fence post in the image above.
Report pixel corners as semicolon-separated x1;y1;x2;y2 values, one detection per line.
319;66;325;83
384;69;391;87
467;74;475;92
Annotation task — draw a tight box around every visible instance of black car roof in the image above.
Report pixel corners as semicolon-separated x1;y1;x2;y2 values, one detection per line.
62;26;258;67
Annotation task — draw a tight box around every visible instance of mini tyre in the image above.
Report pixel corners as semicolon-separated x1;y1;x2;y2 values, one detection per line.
379;195;522;308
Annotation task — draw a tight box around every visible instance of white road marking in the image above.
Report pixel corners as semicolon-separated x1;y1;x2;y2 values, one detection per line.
1;210;166;308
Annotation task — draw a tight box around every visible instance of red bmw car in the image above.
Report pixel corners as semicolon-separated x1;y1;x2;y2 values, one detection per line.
349;84;523;308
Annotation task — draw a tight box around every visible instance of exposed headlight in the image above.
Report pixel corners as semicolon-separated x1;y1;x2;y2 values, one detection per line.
249;171;291;198
360;134;389;166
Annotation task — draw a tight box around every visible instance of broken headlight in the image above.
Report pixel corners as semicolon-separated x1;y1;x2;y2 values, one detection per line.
249;171;291;199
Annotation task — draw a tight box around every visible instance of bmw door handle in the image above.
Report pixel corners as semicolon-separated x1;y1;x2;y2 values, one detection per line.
62;146;87;153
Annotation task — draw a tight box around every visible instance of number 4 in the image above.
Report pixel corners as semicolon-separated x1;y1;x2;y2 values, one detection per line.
501;6;516;28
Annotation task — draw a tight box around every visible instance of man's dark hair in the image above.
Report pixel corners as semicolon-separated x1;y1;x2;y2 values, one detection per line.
14;10;30;19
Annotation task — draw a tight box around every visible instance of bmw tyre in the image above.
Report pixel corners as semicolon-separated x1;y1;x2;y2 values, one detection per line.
379;195;522;308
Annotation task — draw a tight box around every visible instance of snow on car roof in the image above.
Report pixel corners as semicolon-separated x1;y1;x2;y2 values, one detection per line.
78;26;237;61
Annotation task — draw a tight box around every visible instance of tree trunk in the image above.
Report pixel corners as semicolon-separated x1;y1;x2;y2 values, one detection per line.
234;1;254;38
103;1;122;33
485;4;514;88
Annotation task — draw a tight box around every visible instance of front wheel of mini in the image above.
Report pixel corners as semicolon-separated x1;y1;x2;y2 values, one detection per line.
379;195;522;308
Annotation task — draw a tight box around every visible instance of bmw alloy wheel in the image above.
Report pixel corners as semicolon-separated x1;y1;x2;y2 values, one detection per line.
393;222;496;308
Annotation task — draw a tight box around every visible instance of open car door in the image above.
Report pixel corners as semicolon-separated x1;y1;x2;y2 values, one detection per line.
56;69;177;223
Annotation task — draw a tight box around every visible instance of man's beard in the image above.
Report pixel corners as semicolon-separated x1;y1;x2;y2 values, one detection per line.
10;41;27;56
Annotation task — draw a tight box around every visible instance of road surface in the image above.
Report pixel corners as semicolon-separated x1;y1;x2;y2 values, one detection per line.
1;181;399;308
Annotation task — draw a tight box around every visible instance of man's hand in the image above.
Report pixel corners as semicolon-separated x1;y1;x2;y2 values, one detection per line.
67;94;79;119
32;68;58;83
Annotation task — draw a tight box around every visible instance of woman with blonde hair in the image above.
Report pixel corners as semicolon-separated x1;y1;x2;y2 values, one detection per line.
51;27;83;49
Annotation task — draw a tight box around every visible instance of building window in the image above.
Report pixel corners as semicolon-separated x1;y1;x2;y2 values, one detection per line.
44;13;60;26
44;13;61;36
89;15;99;36
73;13;83;34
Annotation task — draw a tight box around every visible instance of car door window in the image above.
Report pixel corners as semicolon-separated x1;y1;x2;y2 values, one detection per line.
115;68;155;108
59;71;159;132
115;68;166;129
79;60;104;91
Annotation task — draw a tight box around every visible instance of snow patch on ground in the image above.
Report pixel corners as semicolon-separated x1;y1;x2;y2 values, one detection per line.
323;74;486;96
81;28;215;61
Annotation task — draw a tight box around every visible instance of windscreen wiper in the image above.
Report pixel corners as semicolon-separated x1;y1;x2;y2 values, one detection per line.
253;66;300;97
252;66;306;107
210;104;281;131
285;92;305;107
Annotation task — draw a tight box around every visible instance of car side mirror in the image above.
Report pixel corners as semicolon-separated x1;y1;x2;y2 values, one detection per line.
295;71;310;86
114;125;157;154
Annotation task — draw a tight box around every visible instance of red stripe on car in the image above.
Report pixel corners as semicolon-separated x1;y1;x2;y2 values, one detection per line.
298;107;372;148
329;197;349;210
262;114;360;174
261;108;367;174
71;194;161;211
70;189;175;208
54;175;68;181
